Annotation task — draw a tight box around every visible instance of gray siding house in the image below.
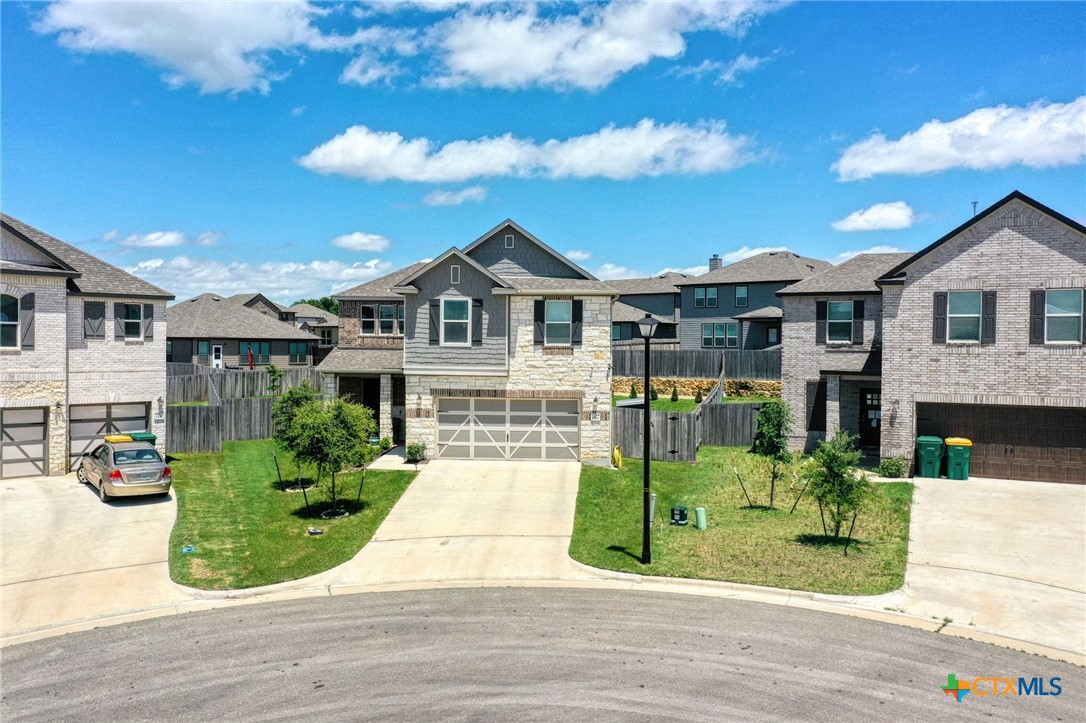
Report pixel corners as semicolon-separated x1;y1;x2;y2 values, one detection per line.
322;220;617;464
676;252;831;350
605;272;688;344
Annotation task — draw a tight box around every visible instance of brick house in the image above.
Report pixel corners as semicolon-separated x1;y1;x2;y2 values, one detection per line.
1;214;173;479
321;220;616;463
780;191;1086;483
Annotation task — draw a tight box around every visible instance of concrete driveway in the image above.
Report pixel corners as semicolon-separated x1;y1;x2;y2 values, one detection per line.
844;476;1086;655
318;459;593;587
1;473;189;640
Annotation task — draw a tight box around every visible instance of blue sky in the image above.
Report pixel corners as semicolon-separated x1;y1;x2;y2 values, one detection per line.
3;1;1084;303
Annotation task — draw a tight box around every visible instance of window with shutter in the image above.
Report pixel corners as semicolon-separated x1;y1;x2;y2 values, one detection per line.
0;294;18;348
83;301;106;339
1045;289;1084;343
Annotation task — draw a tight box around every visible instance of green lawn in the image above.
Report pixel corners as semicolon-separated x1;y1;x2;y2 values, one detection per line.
167;439;415;590
720;395;778;404
570;447;912;595
612;395;699;413
168;401;209;407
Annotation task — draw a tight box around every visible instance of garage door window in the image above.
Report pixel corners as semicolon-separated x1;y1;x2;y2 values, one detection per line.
1046;290;1083;343
947;291;981;342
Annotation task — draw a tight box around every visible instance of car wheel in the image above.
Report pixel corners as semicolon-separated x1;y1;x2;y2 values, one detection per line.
77;466;89;484
99;482;110;503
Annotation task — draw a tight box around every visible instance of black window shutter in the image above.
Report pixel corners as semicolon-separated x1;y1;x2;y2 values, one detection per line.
1029;290;1045;345
84;301;105;339
571;300;583;345
932;292;947;344
471;299;483;346
981;291;996;345
19;293;35;349
143;303;154;340
815;301;827;345
806;379;826;433
533;300;545;345
852;300;865;345
429;300;440;345
114;302;125;340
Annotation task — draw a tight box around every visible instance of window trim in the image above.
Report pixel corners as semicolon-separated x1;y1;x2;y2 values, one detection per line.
946;290;982;343
505;234;515;249
288;341;308;365
318;328;334;347
701;322;738;348
0;294;18;349
451;264;461;285
123;303;143;339
827;300;854;344
767;326;779;345
693;286;718;309
735;286;748;308
544;299;573;346
1045;289;1084;344
197;340;210;365
440;297;471;347
359;304;376;335
378;304;398;336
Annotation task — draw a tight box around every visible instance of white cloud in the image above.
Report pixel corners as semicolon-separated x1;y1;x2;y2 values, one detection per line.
128;255;393;301
101;229;119;241
673;52;774;86
831;201;916;232
428;1;782;90
120;230;221;248
423;185;488;206
594;262;643;280
291;105;306;117
655;264;709;276
339;52;402;86
330;231;392;252
721;245;789;264
834;96;1086;180
565;249;591;262
829;245;910;266
299;119;756;182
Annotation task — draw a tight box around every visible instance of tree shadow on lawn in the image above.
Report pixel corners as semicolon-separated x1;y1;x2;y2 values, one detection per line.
273;475;318;493
795;533;866;553
290;499;370;520
605;545;642;562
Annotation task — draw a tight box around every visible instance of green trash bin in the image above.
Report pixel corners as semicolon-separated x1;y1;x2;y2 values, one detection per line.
945;437;972;480
915;436;944;478
129;432;157;445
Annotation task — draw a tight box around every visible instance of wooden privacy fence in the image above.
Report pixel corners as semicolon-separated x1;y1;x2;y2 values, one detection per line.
722;348;781;381
167;368;323;403
699;404;761;446
612;348;782;380
166;397;280;454
613;401;763;461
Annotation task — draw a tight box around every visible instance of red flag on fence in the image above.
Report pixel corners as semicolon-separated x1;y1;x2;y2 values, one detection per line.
247;346;254;370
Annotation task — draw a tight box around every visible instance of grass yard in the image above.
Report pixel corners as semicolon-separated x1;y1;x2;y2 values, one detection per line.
167;439;415;590
570;446;912;595
611;395;699;413
720;395;778;404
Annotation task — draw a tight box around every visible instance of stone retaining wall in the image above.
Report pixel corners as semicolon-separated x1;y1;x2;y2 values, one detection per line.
613;377;782;399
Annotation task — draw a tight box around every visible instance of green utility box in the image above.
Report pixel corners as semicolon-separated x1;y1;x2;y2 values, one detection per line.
129;432;157;445
945;437;973;480
916;436;944;478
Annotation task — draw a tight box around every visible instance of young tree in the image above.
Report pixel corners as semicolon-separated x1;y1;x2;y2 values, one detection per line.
272;381;316;452
808;429;872;544
751;399;793;509
670;385;679;402
265;363;284;396
287;397;376;512
629;383;638;399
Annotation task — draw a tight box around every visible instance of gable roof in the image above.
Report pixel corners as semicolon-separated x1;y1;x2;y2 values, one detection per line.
676;251;831;286
606;272;691;295
462;219;597;280
334;262;428;300
288;302;335;320
225;292;285;311
778;253;913;296
2;214;174;299
733;305;782;320
167;293;316;340
612;300;675;325
392;248;514;293
877;190;1086;284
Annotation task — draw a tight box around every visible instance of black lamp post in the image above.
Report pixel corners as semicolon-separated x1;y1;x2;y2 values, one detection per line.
637;313;659;565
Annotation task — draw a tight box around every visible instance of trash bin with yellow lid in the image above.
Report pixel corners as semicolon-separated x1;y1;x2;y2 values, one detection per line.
945;437;972;480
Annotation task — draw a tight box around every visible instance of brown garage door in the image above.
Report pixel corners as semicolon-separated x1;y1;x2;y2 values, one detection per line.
916;404;1086;484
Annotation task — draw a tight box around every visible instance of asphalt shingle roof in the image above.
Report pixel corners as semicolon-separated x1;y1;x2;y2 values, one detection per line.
167;294;316;340
676;252;832;286
317;347;403;373
604;272;691;295
335;262;430;300
778;253;913;295
503;276;618;293
612;301;675;324
733;305;782;320
225;293;286;311
2;214;174;299
288;302;337;321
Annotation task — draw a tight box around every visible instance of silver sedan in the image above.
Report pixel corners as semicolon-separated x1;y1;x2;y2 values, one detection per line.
77;441;172;502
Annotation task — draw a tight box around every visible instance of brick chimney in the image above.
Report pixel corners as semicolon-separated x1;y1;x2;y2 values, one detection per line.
708;253;722;271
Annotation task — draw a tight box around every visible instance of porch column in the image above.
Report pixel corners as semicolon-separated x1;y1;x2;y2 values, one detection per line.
379;374;393;441
825;374;841;436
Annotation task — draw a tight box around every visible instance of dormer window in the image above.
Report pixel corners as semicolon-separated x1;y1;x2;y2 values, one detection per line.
505;234;515;249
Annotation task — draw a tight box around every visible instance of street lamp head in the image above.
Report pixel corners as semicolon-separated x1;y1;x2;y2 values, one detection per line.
637;314;659;340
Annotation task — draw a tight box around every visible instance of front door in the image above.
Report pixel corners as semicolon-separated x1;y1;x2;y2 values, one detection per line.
211;345;223;369
859;390;881;447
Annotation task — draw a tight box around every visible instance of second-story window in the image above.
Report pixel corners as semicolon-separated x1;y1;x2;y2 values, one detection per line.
319;328;334;346
442;298;470;345
379;305;397;335
359;305;375;335
947;291;981;342
1046;289;1083;343
735;286;748;307
545;300;572;345
694;287;718;308
827;301;854;342
0;294;17;348
289;342;307;365
123;303;143;339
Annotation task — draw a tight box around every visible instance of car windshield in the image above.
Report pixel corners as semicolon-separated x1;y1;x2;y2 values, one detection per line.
114;449;162;465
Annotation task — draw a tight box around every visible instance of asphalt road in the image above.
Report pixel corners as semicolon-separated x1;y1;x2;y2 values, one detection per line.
2;589;1082;721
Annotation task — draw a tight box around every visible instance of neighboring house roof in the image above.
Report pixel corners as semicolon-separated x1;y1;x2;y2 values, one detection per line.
778;253;913;296
877;190;1086;284
335;262;429;300
612;301;675;325
733;305;782;320
605;272;691;295
677;251;832;286
167;294;317;340
288;302;335;319
462;219;597;281
317;347;402;374
225;292;285;311
2;214;174;299
393;248;515;294
306;318;339;329
501;276;618;295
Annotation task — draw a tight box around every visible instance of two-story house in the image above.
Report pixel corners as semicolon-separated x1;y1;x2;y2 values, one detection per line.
288;302;339;364
676;252;831;350
320;220;616;464
781;191;1085;484
1;214;173;479
226;293;295;324
606;272;688;345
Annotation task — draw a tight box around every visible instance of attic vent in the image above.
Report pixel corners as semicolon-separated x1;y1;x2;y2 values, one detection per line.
505;234;515;249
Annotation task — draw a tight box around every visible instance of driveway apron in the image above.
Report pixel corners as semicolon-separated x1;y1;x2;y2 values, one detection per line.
1;474;189;639
318;459;592;586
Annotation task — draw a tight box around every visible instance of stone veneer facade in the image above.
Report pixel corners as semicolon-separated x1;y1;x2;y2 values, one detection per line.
879;199;1086;463
405;295;613;464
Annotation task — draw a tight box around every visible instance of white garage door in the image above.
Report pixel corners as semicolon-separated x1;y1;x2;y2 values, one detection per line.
436;398;580;461
69;403;150;470
1;408;48;479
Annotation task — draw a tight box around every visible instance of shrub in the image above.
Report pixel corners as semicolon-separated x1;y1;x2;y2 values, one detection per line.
670;385;679;402
649;384;659;401
874;455;908;478
694;388;703;403
378;436;392;452
265;364;284;396
752;399;793;509
405;442;427;464
629;383;637;399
